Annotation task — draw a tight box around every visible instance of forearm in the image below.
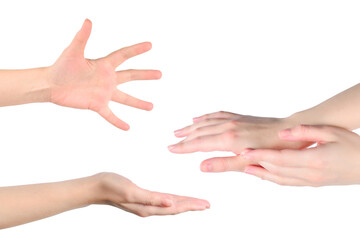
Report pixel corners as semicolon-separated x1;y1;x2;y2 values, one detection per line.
0;175;99;229
0;68;50;107
288;83;360;130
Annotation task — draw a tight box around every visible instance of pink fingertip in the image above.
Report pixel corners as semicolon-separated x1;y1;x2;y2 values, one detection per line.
196;202;208;210
168;145;176;151
193;117;201;122
146;103;153;111
204;201;211;208
155;70;162;79
200;163;207;172
174;129;183;137
143;41;152;50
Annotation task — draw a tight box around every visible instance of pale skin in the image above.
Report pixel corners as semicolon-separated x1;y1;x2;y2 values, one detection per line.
169;83;360;186
0;19;161;130
0;173;210;229
242;125;360;186
0;19;209;229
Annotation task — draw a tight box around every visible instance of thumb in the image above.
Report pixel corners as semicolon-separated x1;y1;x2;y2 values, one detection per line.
68;19;92;56
278;125;337;143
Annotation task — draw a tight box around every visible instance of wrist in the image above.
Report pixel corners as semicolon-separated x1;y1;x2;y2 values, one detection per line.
285;112;303;127
28;67;51;103
88;172;113;204
286;109;322;127
74;174;107;206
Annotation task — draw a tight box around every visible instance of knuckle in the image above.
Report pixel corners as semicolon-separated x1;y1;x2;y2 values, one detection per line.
226;120;238;128
308;173;325;185
193;128;202;135
312;158;327;169
193;137;203;145
203;119;212;124
222;130;237;142
118;50;128;59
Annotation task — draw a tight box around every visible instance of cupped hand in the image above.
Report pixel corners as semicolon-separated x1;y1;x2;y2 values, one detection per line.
242;125;360;186
168;111;312;172
95;173;210;217
48;19;161;130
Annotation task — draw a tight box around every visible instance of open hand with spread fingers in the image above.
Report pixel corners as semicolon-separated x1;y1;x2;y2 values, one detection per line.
242;125;360;186
48;19;161;130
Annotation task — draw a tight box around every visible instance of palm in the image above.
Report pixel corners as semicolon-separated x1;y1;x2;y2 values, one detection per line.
98;173;210;217
50;57;116;111
48;19;161;130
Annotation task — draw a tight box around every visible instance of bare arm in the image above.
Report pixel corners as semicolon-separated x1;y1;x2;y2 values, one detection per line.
0;19;162;130
290;83;360;130
0;68;50;107
0;173;209;229
0;175;96;229
168;82;360;173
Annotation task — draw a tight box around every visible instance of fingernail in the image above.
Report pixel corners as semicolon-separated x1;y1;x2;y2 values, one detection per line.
174;129;183;136
168;145;176;151
279;128;292;138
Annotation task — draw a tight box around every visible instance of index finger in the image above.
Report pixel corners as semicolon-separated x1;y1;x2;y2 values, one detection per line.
168;134;232;153
105;42;152;68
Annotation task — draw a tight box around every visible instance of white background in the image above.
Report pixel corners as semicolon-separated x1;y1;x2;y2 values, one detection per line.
1;0;360;239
